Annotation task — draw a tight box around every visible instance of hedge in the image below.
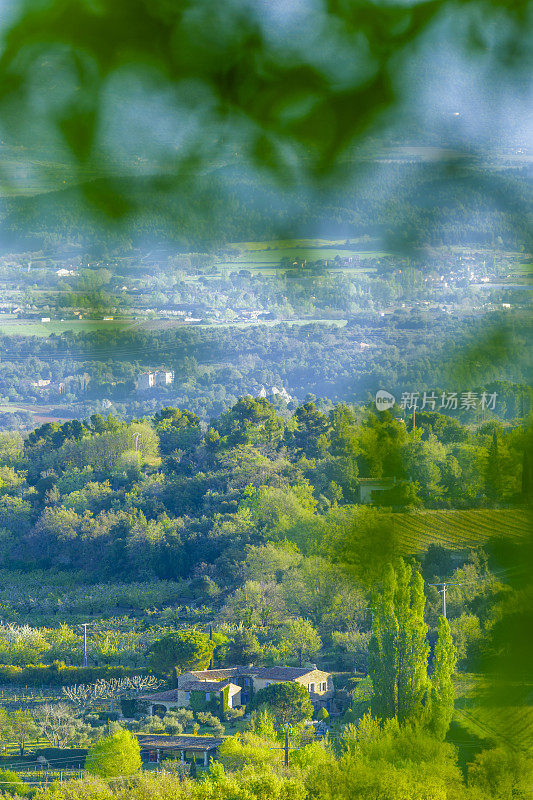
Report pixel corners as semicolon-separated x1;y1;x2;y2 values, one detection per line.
0;662;142;686
220;685;230;712
189;690;207;712
35;748;87;768
0;749;87;770
120;697;138;718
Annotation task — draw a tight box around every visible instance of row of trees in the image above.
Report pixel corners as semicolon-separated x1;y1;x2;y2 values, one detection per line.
369;561;455;739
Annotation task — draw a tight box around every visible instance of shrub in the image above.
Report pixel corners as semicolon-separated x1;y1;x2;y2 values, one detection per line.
85;730;141;778
209;721;225;737
159;758;190;778
0;768;30;796
468;746;533;799
315;706;329;722
164;708;193;728
343;708;358;724
163;716;183;736
120;697;137;718
189;689;207;711
224;707;245;726
143;719;166;734
98;712;119;722
196;711;220;727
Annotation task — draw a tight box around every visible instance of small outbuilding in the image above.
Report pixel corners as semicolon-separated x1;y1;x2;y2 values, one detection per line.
358;477;396;503
137;734;224;767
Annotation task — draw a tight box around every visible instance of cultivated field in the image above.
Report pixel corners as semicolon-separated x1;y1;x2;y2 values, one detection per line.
393;509;531;553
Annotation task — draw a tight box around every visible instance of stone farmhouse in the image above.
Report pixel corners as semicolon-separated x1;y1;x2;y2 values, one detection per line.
141;665;333;717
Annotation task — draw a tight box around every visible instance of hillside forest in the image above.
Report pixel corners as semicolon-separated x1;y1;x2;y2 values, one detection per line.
0;398;530;799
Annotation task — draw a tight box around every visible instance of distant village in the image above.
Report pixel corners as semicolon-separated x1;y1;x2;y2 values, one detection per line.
0;245;526;332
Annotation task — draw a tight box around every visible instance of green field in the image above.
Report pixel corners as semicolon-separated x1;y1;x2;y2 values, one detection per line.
0;317;132;337
393;509;530;553
216;238;387;273
0;314;349;337
453;675;533;755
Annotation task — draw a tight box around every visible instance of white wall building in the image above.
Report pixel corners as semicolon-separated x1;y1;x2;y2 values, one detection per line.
136;372;155;391
155;370;174;386
136;370;174;390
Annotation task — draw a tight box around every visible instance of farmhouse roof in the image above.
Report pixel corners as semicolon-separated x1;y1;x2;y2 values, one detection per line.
137;734;223;752
358;477;396;485
180;679;236;692
189;666;258;680
189;668;242;680
253;666;319;680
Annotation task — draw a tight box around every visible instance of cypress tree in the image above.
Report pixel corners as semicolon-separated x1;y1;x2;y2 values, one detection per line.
485;431;502;500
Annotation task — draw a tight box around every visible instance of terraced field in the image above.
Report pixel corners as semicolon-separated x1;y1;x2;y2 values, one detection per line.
392;509;530;553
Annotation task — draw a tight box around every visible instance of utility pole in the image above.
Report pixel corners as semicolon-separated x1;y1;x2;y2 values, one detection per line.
284;727;289;768
428;582;460;618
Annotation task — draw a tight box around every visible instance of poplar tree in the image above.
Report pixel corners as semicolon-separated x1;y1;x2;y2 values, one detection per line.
369;560;456;737
427;616;456;740
396;560;430;724
369;560;429;725
368;563;399;720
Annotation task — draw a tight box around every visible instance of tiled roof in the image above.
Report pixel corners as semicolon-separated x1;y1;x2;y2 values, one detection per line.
180;679;236;692
189;668;242;680
137;735;223;751
254;666;318;680
359;478;395;484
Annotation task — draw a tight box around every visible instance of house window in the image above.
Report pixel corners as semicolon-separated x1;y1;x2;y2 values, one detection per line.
309;683;315;693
